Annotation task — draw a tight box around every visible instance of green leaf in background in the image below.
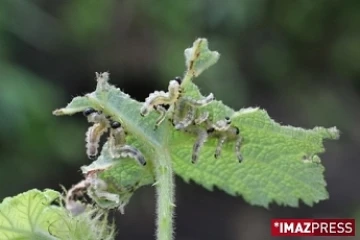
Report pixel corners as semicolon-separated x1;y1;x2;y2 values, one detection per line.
0;189;115;240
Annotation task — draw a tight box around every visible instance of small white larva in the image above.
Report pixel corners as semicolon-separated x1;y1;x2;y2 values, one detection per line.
154;105;167;128
83;108;109;160
140;77;182;117
108;121;147;166
208;117;243;162
108;121;126;147
181;93;215;107
85;122;109;160
112;145;147;166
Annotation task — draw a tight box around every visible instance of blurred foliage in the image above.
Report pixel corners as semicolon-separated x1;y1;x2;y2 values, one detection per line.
0;0;359;239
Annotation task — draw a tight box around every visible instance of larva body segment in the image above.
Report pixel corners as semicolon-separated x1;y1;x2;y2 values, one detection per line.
214;135;227;159
182;93;215;107
235;132;243;162
194;111;210;125
168;80;182;101
140;90;167;116
191;129;208;163
65;179;90;216
86;111;108;124
174;104;195;130
111;145;147;166
83;109;109;160
154;105;167;128
85;122;109;160
109;122;126;147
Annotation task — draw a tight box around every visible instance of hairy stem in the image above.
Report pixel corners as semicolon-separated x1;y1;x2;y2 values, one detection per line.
181;70;193;88
154;149;175;240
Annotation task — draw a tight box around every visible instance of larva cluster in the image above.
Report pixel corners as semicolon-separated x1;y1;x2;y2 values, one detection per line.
140;77;243;164
83;108;146;166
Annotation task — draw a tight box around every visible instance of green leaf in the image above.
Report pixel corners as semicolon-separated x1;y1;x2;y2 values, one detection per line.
0;189;115;240
81;142;155;213
184;38;220;77
53;38;339;213
170;100;339;207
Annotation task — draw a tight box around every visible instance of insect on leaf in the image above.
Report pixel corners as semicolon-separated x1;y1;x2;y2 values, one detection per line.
53;38;339;213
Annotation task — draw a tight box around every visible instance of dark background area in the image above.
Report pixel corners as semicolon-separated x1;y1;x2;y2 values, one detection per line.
0;0;359;239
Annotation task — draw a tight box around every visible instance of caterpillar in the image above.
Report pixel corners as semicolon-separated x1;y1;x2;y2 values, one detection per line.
83;108;109;160
108;120;147;166
181;93;214;107
140;76;182;118
207;117;243;162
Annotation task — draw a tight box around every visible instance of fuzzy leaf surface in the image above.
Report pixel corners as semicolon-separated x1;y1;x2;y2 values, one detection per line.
0;189;115;240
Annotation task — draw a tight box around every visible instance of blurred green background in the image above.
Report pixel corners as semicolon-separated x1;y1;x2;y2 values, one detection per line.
0;0;359;239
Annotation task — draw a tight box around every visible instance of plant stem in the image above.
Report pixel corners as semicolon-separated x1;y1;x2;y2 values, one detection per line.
181;70;193;87
155;149;175;240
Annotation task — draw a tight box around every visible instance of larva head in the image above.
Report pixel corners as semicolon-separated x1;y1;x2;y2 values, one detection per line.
140;105;151;116
225;117;231;125
208;93;215;101
169;80;181;90
110;121;121;129
207;127;215;134
83;108;97;117
174;76;182;84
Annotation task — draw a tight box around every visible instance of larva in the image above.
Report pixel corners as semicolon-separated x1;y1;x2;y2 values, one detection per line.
111;145;147;166
108;121;147;166
83;108;109;159
181;93;215;107
140;77;182;117
191;129;208;163
85;122;109;160
207;117;243;162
